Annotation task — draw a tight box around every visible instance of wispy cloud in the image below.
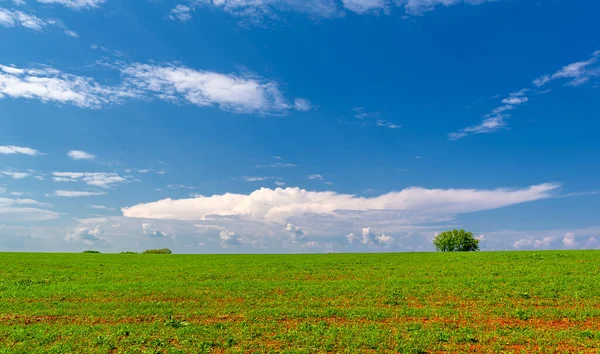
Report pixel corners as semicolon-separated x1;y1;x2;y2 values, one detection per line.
242;176;278;182
121;63;311;115
52;172;128;188
0;61;310;115
256;162;297;168
351;107;401;129
50;190;107;197
171;0;497;24
169;4;193;22
0;197;59;221
533;50;600;87
449;50;599;140
1;171;30;179
36;0;106;10
0;145;42;156
0;64;133;108
0;8;78;37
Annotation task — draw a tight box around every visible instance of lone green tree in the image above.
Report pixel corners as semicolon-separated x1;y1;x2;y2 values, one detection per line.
433;229;480;252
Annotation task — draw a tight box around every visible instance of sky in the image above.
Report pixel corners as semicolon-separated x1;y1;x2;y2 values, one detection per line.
1;0;599;253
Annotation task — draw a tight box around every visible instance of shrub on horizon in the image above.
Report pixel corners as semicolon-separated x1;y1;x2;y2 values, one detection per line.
433;229;480;252
82;250;101;254
142;248;172;254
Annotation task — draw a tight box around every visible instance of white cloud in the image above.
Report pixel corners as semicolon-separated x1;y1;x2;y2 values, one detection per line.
169;4;193;22
36;0;106;9
179;0;495;23
256;162;297;168
219;229;241;247
142;222;173;239
51;190;107;197
0;145;41;156
293;98;312;111
0;198;59;222
402;0;495;15
513;236;556;249
0;62;311;115
65;226;109;246
285;223;305;242
121;63;310;115
451;51;600;140
52;172;127;188
242;176;273;182
0;8;77;36
450;90;529;140
507;230;597;251
562;232;578;249
342;0;387;14
376;233;394;246
63;29;78;37
533;51;600;87
123;183;559;224
350;107;400;129
375;119;401;129
0;64;132;108
1;171;30;179
307;174;324;180
67;150;95;160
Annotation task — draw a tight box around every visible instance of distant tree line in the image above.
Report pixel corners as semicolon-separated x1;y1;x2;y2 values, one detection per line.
82;248;173;254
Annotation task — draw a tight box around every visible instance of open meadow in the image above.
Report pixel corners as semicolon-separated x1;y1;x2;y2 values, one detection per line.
0;251;599;353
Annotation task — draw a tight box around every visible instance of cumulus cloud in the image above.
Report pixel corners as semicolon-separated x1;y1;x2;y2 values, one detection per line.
219;229;241;247
345;227;394;247
285;223;305;242
123;183;559;225
508;230;598;251
67;150;95;160
52;172;128;188
50;190;107;197
142;222;173;239
65;226;109;246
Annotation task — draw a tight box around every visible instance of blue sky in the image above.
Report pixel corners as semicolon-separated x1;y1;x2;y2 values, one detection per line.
1;0;599;253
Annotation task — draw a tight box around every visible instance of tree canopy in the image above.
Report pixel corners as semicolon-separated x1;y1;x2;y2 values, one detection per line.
433;229;480;252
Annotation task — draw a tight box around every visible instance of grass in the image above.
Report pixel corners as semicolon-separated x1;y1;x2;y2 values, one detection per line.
0;251;599;353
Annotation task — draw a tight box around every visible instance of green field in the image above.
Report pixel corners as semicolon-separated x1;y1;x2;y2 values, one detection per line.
1;251;599;353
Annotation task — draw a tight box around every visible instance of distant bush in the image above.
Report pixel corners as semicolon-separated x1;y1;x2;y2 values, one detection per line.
433;229;480;252
83;250;101;254
142;248;172;254
120;251;138;254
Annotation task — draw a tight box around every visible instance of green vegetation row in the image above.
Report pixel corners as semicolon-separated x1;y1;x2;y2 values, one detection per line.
0;251;599;352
